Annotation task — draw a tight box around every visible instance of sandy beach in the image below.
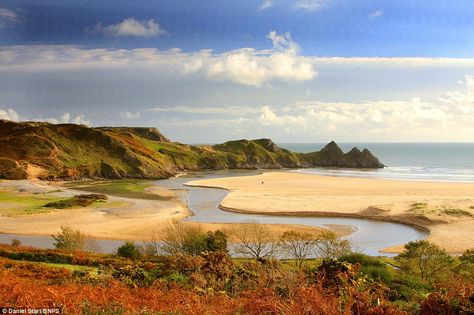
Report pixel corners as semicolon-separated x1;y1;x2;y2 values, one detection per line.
0;179;334;241
186;172;474;253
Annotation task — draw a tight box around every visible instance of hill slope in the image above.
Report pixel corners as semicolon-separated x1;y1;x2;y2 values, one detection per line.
0;120;384;180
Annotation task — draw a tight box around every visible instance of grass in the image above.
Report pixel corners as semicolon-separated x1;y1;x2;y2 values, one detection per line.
410;202;427;210
441;208;473;217
0;190;63;216
409;202;428;214
39;262;98;275
65;180;174;201
44;194;108;209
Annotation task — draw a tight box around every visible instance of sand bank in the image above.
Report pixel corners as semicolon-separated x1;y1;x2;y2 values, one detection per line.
186;172;474;253
0;179;342;241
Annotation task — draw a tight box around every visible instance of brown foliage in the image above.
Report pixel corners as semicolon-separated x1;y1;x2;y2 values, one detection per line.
420;278;474;314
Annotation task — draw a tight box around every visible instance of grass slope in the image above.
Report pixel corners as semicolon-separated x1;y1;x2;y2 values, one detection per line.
0;120;384;180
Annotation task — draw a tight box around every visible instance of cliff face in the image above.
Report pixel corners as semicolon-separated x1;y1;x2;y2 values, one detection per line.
0;120;384;180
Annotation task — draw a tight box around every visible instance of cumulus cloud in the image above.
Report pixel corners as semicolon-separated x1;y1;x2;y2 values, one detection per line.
258;75;474;139
92;18;165;37
0;108;19;121
119;111;140;120
0;7;18;26
0;31;316;87
203;30;314;86
369;10;384;18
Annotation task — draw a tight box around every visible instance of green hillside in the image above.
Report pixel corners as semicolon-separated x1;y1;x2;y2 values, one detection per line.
0;120;384;180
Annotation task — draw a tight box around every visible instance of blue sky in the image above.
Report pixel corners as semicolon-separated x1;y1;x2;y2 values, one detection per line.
1;0;474;142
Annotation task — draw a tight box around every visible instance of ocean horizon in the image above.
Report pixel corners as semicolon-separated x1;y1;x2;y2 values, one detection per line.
277;142;474;183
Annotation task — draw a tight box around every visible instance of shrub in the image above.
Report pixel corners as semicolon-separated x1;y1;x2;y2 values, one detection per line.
206;230;228;252
229;222;278;261
160;221;229;256
52;225;97;252
10;239;21;247
116;242;142;259
314;230;352;259
420;278;474;314
395;240;454;282
339;252;392;282
279;230;317;270
44;194;107;209
160;220;209;256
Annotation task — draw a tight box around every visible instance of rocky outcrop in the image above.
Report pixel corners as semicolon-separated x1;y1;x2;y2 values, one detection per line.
0;119;384;180
302;141;384;169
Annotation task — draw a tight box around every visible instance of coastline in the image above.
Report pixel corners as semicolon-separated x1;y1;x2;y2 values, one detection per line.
186;172;474;253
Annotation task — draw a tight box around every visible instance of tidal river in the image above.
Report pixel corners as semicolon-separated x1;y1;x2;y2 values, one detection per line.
0;170;427;256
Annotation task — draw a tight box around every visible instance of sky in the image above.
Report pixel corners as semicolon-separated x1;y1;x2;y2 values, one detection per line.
1;0;474;143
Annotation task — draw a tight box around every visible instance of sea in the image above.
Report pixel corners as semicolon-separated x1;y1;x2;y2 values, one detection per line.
278;143;474;183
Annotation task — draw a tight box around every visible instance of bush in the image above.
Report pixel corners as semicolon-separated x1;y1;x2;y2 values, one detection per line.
116;242;142;259
52;225;97;252
160;220;229;256
206;230;228;252
314;230;352;259
395;240;454;282
229;222;278;261
339;253;392;282
10;239;21;247
44;194;107;209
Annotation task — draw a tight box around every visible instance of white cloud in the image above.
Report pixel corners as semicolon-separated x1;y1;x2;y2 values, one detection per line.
158;117;252;128
0;108;19;121
258;75;474;139
267;30;299;52
369;10;384;18
38;113;91;125
0;7;18;26
293;0;327;11
0;109;90;125
0;31;316;87
119;111;140;120
259;105;306;126
149;106;260;116
92;18;165;37
259;0;274;10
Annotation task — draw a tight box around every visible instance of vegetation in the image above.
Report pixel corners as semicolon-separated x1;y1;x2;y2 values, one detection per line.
117;242;142;260
44;193;107;209
441;207;473;217
314;230;352;259
0;120;383;181
279;230;316;270
65;180;171;200
395;240;455;282
229;222;278;261
0;238;473;314
0;189;63;215
159;220;228;256
52;225;99;253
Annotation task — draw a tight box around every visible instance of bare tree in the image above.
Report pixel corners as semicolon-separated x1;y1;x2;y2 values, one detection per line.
160;219;208;255
279;230;317;270
142;230;161;257
52;225;100;252
314;230;351;259
229;221;278;261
